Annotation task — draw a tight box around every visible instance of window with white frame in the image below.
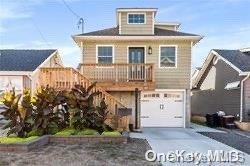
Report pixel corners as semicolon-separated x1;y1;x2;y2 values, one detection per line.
159;46;177;67
97;46;113;64
128;14;145;24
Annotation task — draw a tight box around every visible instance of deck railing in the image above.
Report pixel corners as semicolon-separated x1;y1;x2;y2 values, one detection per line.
38;67;130;130
79;63;154;83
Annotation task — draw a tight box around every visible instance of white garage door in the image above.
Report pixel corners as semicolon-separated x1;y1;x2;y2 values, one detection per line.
140;90;185;127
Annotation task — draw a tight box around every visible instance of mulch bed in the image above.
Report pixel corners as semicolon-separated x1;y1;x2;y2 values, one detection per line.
0;138;156;166
198;131;250;154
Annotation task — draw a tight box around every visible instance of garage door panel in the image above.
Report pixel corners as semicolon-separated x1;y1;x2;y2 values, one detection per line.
141;90;185;127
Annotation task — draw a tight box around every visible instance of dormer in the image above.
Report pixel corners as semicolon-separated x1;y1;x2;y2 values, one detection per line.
116;8;157;35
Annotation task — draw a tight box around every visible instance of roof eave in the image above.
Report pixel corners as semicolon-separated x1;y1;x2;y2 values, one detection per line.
73;35;202;41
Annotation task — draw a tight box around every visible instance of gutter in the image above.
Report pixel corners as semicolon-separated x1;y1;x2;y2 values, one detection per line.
240;74;250;122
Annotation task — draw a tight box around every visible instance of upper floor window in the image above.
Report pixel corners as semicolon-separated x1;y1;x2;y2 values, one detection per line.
159;46;177;68
128;13;145;24
97;45;114;64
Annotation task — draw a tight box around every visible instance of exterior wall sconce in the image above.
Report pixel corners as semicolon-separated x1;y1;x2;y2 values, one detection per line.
148;46;152;55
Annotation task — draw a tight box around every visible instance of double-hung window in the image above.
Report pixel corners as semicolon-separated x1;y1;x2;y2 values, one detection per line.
128;13;145;24
97;45;114;64
159;46;177;68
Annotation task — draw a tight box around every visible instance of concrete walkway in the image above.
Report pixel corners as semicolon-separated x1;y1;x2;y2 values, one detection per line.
130;127;250;166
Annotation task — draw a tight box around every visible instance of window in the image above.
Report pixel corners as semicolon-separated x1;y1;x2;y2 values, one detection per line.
159;46;177;68
128;14;145;24
97;46;113;64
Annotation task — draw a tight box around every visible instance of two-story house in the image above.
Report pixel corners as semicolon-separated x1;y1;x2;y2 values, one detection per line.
72;8;202;128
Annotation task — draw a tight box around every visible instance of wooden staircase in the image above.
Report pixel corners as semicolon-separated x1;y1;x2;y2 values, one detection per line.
38;67;130;130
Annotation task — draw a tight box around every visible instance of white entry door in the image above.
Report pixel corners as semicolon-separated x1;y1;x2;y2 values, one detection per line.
140;90;185;127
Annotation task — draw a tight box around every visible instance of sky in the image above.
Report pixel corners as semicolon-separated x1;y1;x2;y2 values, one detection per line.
1;0;250;69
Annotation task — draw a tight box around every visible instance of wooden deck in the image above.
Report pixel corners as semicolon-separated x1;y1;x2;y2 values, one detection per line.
79;63;156;91
38;67;130;131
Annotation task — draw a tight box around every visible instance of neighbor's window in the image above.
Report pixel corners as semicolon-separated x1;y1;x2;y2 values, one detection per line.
128;14;145;24
160;46;177;68
97;46;113;64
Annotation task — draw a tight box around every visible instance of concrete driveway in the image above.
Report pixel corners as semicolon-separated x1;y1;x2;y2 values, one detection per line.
130;127;250;165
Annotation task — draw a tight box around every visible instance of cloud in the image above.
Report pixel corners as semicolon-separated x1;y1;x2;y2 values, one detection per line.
0;2;33;20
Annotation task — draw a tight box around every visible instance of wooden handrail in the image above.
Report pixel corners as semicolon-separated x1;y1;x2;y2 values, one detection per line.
38;67;127;115
79;63;155;83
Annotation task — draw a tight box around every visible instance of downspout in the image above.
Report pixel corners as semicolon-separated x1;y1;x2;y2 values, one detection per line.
240;74;250;122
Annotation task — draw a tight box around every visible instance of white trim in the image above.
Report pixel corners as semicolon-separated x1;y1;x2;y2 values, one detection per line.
152;11;155;35
240;47;250;52
193;49;246;88
0;71;32;76
127;13;146;24
96;45;115;66
73;35;202;41
80;41;83;63
155;22;181;26
117;8;157;12
159;45;178;69
225;81;240;90
155;22;181;30
183;89;186;128
240;74;250;122
212;50;242;73
190;42;193;89
127;46;147;64
118;12;121;34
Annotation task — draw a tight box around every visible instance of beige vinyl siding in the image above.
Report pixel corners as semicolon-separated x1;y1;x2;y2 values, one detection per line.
81;40;192;89
119;11;153;35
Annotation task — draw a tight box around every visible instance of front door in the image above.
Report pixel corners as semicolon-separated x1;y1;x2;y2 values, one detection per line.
128;47;145;80
129;48;145;64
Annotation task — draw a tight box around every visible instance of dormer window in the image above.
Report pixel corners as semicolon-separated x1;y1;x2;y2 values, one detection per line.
128;13;145;24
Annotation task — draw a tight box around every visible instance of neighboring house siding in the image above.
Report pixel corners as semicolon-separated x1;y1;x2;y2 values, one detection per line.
81;40;192;89
192;58;242;116
0;76;23;93
243;79;250;121
119;12;153;35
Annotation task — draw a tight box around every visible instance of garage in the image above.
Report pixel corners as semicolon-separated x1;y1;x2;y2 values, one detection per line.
140;90;185;127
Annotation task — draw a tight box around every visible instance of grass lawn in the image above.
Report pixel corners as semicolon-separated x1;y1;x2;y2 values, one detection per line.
0;138;156;166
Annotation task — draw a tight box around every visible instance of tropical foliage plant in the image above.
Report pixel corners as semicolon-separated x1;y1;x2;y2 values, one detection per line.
0;89;33;137
0;83;112;138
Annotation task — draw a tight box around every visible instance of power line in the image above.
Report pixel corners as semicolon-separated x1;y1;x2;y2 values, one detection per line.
21;0;53;48
61;0;80;19
61;0;84;33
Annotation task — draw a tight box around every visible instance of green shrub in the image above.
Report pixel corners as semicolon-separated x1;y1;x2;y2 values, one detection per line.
55;128;76;136
77;129;99;136
27;129;43;137
101;131;121;137
0;136;39;144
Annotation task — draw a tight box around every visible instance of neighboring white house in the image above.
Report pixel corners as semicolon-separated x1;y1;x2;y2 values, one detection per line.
0;49;63;94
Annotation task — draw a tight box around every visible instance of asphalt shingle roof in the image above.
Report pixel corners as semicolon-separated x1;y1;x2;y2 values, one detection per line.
214;49;250;72
74;27;199;37
0;49;56;71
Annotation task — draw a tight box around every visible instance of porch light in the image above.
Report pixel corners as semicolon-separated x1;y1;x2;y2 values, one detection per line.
148;46;152;55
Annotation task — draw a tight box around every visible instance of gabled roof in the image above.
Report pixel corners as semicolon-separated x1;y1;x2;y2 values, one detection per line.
213;49;250;72
192;48;250;89
74;26;200;37
0;49;57;71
